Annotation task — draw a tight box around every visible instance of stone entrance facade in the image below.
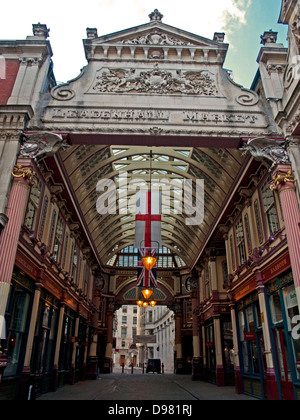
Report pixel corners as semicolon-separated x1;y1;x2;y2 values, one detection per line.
1;3;300;400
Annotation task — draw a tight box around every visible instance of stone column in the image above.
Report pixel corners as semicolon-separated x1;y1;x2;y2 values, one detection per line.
256;272;279;400
213;313;225;386
53;302;65;390
70;315;80;384
103;299;114;373
270;165;300;309
0;159;34;320
174;301;184;374
19;282;42;400
191;289;203;380
230;297;242;394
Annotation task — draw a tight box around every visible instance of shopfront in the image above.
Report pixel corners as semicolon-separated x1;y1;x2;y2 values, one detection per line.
1;267;35;399
266;269;300;400
236;290;266;399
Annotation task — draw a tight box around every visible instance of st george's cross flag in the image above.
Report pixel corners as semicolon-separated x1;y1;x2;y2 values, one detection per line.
134;189;162;249
136;248;158;288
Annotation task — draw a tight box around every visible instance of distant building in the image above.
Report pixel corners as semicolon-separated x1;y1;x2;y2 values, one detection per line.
113;305;140;367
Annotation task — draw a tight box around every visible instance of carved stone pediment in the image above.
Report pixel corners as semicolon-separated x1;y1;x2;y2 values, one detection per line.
83;19;228;62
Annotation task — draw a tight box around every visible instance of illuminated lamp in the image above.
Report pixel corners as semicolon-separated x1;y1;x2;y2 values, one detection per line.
142;301;148;308
141;254;158;271
136;300;144;307
149;300;157;307
141;288;153;300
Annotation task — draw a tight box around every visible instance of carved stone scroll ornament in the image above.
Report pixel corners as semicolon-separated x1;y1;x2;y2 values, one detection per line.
20;132;70;162
240;137;290;170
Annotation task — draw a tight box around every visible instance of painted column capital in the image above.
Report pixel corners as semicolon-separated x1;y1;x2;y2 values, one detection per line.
11;163;36;186
270;165;297;193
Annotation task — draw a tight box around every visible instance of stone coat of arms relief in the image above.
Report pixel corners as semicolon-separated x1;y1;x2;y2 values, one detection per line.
87;64;218;96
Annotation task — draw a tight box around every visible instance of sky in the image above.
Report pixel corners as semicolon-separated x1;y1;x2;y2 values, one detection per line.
1;0;288;88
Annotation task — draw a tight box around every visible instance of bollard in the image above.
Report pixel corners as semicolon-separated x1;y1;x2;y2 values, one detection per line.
122;363;124;373
162;363;164;374
131;363;133;374
142;363;144;374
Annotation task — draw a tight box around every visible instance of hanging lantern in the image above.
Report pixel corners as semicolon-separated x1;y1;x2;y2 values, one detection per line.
136;300;144;307
142;301;148;308
141;254;158;271
141;288;153;300
149;300;157;307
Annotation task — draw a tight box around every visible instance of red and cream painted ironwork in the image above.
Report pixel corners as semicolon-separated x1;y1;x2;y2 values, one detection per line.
271;164;300;302
0;158;34;317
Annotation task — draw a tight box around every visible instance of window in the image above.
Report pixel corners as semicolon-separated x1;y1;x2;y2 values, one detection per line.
62;233;69;269
48;210;57;248
121;327;127;338
24;178;42;230
133;316;137;325
53;215;64;262
230;235;235;271
205;265;211;298
132;327;137;337
261;179;279;235
122;316;127;324
254;200;263;244
122;306;127;313
38;195;49;240
235;218;247;266
244;213;252;254
71;245;78;281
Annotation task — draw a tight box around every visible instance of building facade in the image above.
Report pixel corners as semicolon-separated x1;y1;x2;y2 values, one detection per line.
0;2;300;401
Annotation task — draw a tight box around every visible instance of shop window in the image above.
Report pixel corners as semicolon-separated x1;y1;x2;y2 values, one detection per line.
268;276;300;383
270;290;283;324
24;178;42;230
222;320;234;371
4;284;32;377
235;218;247;266
31;296;59;374
261;179;279;235
237;293;265;380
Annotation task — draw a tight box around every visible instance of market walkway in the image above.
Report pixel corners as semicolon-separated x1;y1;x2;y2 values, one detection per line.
37;367;255;401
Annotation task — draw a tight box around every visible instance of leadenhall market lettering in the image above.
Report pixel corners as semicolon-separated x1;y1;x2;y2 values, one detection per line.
49;108;263;125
